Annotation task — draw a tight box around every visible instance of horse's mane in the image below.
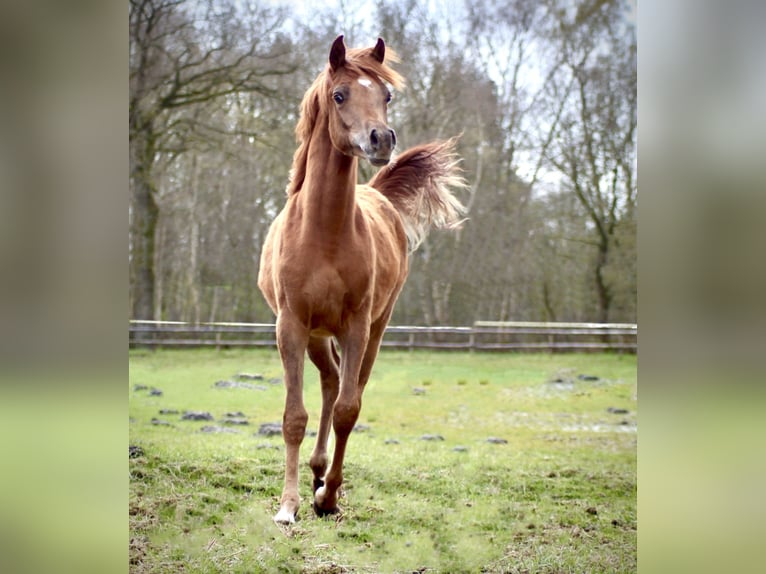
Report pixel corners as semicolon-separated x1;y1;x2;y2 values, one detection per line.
286;45;405;196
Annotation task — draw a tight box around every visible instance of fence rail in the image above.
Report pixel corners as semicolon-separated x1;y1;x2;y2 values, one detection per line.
129;320;636;353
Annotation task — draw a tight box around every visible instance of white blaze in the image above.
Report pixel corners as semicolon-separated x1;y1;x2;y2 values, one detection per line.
357;77;373;89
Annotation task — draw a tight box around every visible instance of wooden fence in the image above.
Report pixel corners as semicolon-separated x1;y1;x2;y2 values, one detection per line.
129;320;636;353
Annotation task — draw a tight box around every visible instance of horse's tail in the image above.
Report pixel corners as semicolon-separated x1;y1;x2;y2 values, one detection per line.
368;137;467;250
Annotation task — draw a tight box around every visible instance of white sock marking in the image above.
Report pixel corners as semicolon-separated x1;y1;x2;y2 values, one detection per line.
274;507;295;524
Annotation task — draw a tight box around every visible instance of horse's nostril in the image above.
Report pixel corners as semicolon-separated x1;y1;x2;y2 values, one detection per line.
370;128;395;151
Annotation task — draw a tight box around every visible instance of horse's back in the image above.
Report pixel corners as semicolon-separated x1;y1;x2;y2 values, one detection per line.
355;185;407;253
355;185;409;320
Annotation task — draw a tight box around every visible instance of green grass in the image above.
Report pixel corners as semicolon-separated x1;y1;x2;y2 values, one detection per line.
129;349;636;573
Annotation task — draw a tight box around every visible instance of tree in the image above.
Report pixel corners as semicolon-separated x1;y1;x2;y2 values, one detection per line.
129;0;294;320
543;0;637;322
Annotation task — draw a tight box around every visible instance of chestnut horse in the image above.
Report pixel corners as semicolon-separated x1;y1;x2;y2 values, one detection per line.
258;35;465;524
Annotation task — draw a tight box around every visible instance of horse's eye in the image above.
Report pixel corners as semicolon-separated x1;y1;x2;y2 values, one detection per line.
385;91;392;104
333;92;345;104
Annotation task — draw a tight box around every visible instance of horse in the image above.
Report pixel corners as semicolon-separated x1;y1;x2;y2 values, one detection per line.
258;35;466;524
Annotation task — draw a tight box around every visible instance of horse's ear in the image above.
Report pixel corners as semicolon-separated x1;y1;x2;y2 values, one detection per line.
329;35;346;71
372;37;385;63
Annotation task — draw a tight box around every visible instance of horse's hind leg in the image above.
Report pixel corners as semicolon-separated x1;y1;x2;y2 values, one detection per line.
273;313;309;525
307;336;340;492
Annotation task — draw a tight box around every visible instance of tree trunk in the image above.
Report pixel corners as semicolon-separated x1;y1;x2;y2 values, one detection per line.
594;241;612;323
130;134;158;321
542;279;557;322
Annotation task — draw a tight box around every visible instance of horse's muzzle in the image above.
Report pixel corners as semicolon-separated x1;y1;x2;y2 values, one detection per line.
364;126;396;166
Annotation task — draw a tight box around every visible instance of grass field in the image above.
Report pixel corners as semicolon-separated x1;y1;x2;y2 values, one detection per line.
129;348;637;573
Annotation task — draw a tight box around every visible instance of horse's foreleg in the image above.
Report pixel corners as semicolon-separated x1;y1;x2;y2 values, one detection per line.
314;309;394;515
313;322;370;516
274;313;309;525
307;336;340;492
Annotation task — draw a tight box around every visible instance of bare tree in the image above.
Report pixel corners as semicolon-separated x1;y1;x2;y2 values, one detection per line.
543;0;637;322
129;0;294;320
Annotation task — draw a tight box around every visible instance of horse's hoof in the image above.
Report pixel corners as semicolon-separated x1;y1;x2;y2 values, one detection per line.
313;499;340;518
273;507;297;525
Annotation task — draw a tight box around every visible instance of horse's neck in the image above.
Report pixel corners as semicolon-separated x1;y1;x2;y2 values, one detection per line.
299;119;358;237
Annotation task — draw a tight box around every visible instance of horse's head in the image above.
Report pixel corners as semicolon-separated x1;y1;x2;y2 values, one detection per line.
325;35;400;167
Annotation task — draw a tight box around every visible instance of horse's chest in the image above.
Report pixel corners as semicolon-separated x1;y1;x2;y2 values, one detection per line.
306;265;356;302
280;253;371;319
